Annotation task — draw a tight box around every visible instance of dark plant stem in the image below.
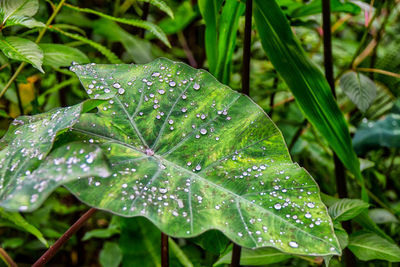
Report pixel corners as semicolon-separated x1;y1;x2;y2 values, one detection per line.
288;120;307;151
178;31;198;68
231;243;242;267
140;2;150;38
0;248;17;267
32;208;97;267
241;0;252;96
322;1;356;266
268;72;279;117
232;1;252;265
161;233;169;267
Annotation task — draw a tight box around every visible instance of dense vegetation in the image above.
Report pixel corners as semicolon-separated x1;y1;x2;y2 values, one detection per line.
0;0;399;266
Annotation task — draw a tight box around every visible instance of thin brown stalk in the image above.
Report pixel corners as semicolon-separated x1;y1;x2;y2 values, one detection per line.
0;248;17;267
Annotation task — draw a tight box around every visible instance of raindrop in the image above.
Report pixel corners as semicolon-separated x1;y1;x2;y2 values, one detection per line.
307;203;315;208
169;81;176;87
193;83;200;90
195;164;201;171
152;72;160;77
200;128;207;135
274;203;282;210
168;120;174;125
113;82;121;88
181;107;187;113
305;213;312;219
158;89;165;95
289;241;299;248
118;88;125;94
159;188;168;194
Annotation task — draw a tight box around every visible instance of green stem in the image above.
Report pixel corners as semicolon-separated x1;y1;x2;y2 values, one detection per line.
0;0;67;99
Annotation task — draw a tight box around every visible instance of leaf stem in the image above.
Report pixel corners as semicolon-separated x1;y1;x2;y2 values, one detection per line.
231;243;242;267
32;208;96;267
0;248;17;267
0;0;67;99
161;232;169;267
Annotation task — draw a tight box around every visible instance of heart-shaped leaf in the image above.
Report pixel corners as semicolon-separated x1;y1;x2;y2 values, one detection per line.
63;58;339;255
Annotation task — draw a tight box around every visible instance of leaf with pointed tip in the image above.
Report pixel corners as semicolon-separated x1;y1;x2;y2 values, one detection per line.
0;100;109;212
65;58;339;255
0;0;39;24
5;16;44;28
348;232;400;262
340;71;377;113
0;36;44;72
328;198;369;222
40;43;90;68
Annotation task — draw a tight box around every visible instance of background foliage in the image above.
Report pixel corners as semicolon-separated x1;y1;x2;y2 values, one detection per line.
0;0;399;266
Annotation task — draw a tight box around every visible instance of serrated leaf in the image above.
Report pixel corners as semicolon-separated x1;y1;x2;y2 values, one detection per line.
5;16;44;28
40;43;89;68
328;198;369;221
0;36;43;72
0;100;109;212
340;71;377;113
215;247;292;266
348;232;400;262
137;0;174;18
0;0;39;24
0;207;47;246
64;58;339;255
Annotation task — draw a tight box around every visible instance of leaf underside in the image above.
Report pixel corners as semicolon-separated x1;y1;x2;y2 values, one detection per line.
0;58;339;255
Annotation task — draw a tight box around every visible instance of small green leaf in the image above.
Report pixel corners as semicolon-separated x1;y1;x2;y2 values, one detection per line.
99;242;122;267
40;43;89;68
328;199;369;221
0;0;39;24
353;114;400;155
354;211;393;242
291;0;361;18
368;209;399;224
348;232;400;262
0;207;47;246
0;36;43;72
340;71;377;113
215;247;292;266
136;0;174;18
5;16;44;28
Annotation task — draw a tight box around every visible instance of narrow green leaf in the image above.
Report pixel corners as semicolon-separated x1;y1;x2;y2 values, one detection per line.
0;36;43;72
49;26;122;64
198;0;222;74
215;247;291;266
65;59;340;255
0;207;47;246
99;242;122;267
40;43;89;68
328;198;369;221
354;211;393;242
64;4;170;47
253;0;363;186
215;1;245;84
0;0;39;24
136;0;174;18
348;232;400;262
158;2;197;35
340;71;377;113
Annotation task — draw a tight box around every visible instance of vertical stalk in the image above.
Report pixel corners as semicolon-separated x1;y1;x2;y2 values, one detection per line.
32;208;97;267
232;0;252;266
241;0;252;96
0;248;17;267
140;2;150;38
161;233;169;267
322;1;356;266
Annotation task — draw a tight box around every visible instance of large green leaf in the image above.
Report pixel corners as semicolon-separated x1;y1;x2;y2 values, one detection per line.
328;198;369;222
290;0;361;18
340;71;377;113
64;58;339;255
253;0;363;187
0;100;109;212
40;43;89;68
99;242;123;267
0;36;43;72
348;232;400;262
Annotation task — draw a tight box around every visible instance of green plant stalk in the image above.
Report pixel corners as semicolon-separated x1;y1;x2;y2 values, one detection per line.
0;0;68;99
